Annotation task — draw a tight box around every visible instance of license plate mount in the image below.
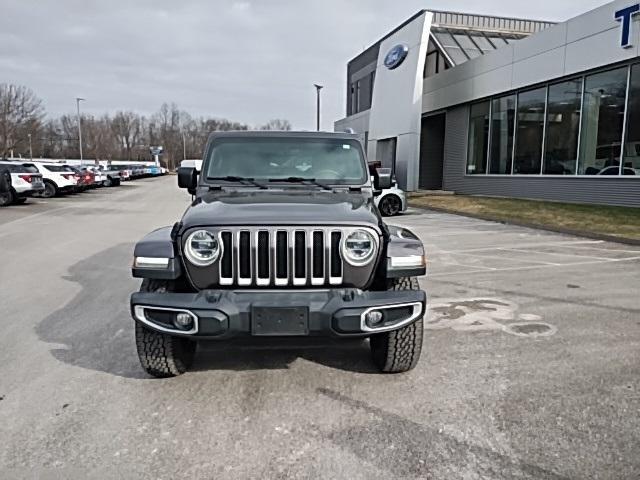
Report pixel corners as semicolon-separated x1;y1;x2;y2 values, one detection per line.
251;306;309;336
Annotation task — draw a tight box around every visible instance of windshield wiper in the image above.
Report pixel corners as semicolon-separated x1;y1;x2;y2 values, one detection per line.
208;176;267;189
268;177;333;191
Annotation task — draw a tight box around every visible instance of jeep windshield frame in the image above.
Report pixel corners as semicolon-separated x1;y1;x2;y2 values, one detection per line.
202;136;369;187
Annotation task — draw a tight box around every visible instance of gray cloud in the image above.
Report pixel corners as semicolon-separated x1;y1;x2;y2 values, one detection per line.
0;0;605;129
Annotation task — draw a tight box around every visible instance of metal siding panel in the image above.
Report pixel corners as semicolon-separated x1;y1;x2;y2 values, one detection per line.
443;106;640;207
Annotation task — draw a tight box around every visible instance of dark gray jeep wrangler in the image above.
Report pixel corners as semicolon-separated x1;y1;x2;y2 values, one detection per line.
130;131;427;377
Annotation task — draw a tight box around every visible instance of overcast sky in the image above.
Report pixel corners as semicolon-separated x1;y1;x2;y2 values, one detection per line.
1;0;607;130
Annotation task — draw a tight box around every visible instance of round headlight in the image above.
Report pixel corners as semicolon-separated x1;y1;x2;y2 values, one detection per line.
342;229;377;266
185;230;221;266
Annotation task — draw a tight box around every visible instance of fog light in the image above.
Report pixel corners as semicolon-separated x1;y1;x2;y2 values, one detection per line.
174;313;194;329
365;310;384;327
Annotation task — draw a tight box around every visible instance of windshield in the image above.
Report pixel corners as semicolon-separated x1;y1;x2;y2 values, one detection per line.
205;138;367;185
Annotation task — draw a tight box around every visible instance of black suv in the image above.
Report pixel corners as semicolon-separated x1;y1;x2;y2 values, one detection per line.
130;131;427;377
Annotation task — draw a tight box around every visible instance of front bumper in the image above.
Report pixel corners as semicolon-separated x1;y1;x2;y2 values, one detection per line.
130;288;426;339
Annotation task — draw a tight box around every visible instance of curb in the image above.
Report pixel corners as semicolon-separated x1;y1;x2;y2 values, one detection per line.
408;204;640;246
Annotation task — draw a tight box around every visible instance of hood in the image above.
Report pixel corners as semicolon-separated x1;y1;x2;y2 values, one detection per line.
181;189;381;228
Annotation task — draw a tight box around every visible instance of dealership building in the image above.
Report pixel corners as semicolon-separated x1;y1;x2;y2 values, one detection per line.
334;1;640;207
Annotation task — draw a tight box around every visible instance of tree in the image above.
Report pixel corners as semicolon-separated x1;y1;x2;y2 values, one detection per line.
111;111;142;160
260;119;292;131
0;84;45;157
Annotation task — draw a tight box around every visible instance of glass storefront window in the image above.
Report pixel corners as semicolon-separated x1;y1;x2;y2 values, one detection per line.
623;64;640;177
577;67;627;175
490;95;516;174
514;87;546;174
543;79;582;175
467;102;490;174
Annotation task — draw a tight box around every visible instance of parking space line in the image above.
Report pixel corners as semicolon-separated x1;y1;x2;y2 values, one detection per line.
500;247;616;261
432;260;497;271
433;240;603;254
441;250;561;266
428;256;640;277
563;245;640;254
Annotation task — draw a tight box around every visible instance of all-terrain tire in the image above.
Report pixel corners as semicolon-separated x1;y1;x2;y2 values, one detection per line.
370;277;424;373
135;279;196;378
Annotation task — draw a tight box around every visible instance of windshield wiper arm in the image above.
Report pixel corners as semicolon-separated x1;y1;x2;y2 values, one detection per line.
268;177;333;191
208;176;267;189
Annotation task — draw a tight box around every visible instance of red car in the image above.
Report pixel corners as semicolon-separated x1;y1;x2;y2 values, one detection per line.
66;166;94;191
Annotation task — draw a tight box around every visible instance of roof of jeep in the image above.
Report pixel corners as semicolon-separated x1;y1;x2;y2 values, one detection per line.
207;130;359;141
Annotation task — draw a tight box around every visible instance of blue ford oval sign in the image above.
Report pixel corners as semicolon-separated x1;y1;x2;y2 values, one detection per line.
384;44;409;70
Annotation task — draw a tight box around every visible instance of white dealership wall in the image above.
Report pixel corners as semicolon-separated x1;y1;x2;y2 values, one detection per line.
336;0;640;201
336;11;432;191
367;11;431;191
422;0;640;113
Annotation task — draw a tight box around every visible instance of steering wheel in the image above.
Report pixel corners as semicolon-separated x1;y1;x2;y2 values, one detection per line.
314;169;340;178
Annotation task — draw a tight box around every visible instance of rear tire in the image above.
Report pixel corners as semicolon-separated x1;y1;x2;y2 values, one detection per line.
42;181;57;198
0;189;14;206
370;277;424;373
379;194;402;217
134;279;196;378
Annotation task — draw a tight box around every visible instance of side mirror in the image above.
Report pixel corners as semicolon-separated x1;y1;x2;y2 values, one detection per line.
373;168;392;190
178;167;197;194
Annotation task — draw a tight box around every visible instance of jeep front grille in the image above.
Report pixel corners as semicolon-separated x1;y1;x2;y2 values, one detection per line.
217;227;344;287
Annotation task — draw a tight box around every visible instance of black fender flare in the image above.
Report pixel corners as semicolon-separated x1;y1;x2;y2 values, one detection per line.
132;226;183;280
384;225;426;279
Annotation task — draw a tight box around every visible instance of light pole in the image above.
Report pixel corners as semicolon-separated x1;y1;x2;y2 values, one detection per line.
182;132;187;160
76;97;85;162
314;84;323;131
28;133;33;160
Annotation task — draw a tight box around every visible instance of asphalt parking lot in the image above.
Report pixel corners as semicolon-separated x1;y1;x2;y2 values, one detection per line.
0;176;638;479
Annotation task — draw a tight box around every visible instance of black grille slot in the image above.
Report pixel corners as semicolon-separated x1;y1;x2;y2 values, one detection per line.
257;231;269;279
239;231;251;278
276;231;288;279
331;232;342;278
294;231;306;278
312;231;324;278
220;232;232;278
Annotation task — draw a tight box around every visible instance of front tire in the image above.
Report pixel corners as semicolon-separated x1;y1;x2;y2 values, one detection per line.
134;279;196;378
370;277;424;373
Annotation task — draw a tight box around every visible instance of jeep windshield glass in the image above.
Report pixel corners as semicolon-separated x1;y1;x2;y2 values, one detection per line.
205;138;367;185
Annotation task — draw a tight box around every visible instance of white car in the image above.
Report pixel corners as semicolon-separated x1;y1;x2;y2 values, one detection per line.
375;183;407;216
368;163;407;216
24;161;80;198
0;161;45;206
180;159;203;172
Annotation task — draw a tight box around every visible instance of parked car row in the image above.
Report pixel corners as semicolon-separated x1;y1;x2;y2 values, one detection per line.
0;160;165;207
